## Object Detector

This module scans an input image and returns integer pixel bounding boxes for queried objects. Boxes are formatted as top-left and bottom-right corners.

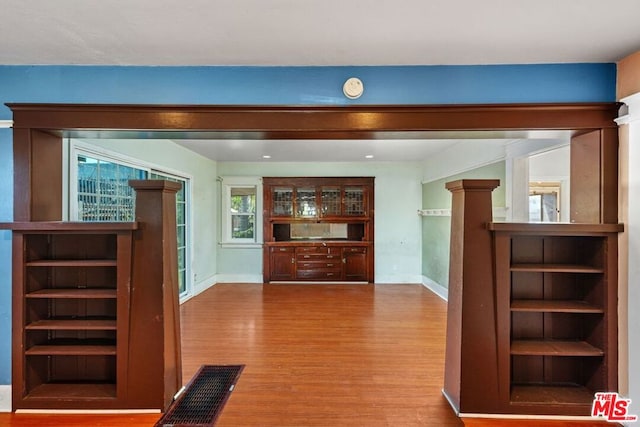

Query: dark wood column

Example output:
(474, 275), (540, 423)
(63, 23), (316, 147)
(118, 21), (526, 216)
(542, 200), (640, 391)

(570, 128), (619, 223)
(128, 180), (182, 410)
(12, 128), (62, 221)
(443, 179), (502, 414)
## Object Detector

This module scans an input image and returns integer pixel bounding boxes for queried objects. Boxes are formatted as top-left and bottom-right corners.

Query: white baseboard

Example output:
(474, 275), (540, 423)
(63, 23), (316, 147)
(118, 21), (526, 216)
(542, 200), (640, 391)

(192, 273), (218, 297)
(212, 274), (263, 284)
(0, 385), (11, 412)
(422, 276), (448, 301)
(375, 274), (424, 284)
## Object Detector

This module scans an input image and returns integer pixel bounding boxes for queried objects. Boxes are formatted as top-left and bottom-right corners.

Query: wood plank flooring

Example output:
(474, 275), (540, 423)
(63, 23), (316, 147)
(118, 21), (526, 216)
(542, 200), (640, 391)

(0, 283), (616, 426)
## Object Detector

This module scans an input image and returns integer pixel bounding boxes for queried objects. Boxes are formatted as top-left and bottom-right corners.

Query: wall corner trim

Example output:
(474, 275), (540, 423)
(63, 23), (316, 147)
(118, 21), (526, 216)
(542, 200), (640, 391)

(616, 92), (640, 125)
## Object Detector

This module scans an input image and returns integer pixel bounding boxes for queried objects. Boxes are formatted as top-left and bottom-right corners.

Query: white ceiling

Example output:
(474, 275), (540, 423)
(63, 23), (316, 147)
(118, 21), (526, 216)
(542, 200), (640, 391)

(1, 0), (639, 66)
(172, 138), (496, 162)
(4, 1), (629, 161)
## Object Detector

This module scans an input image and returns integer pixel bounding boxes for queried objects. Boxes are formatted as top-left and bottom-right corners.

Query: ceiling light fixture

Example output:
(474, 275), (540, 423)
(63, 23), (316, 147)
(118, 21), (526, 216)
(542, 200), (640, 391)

(262, 155), (271, 159)
(365, 154), (374, 159)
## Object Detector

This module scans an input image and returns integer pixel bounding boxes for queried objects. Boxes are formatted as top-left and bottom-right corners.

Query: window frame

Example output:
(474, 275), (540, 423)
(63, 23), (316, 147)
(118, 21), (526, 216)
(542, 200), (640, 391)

(221, 176), (263, 246)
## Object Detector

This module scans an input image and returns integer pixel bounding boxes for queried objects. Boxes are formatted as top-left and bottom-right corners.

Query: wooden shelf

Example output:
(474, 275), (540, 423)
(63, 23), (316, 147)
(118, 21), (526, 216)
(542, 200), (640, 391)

(511, 300), (603, 313)
(0, 221), (138, 232)
(26, 259), (117, 267)
(488, 222), (624, 234)
(26, 319), (117, 330)
(511, 340), (604, 356)
(25, 383), (117, 400)
(510, 263), (604, 273)
(26, 343), (116, 356)
(26, 288), (117, 299)
(511, 384), (595, 405)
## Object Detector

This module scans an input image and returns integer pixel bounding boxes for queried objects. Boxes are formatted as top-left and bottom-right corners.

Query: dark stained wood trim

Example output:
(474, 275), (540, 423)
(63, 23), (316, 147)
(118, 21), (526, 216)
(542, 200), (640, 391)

(7, 103), (621, 133)
(7, 102), (620, 221)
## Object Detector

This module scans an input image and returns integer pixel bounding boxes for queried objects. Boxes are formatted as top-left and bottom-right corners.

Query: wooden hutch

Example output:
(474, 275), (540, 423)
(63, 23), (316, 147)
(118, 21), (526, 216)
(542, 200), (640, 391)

(262, 177), (374, 283)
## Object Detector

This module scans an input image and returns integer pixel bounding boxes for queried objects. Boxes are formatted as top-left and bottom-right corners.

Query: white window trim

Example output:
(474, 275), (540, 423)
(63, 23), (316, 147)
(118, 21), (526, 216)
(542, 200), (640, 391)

(220, 176), (263, 247)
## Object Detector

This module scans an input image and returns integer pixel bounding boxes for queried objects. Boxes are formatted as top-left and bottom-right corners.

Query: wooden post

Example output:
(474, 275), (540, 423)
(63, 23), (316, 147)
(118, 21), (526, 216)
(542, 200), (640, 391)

(443, 179), (501, 414)
(128, 180), (182, 410)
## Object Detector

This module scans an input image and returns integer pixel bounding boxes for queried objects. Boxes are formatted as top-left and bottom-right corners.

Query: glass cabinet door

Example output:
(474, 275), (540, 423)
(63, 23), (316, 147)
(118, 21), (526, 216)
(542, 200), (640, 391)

(272, 187), (293, 216)
(295, 187), (317, 217)
(320, 186), (341, 217)
(344, 187), (366, 216)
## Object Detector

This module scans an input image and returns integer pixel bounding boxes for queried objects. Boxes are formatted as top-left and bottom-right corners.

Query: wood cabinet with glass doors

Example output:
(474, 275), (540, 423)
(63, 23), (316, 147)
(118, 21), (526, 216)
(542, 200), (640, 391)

(263, 177), (374, 283)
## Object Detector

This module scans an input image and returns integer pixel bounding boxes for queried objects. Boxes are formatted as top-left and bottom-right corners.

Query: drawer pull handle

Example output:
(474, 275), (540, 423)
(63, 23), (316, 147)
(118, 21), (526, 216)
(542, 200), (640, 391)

(327, 273), (334, 276)
(304, 255), (310, 258)
(291, 258), (295, 264)
(327, 263), (334, 267)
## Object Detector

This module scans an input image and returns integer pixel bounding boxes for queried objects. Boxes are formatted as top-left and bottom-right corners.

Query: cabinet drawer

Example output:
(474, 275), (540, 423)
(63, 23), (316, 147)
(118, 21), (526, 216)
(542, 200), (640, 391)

(270, 246), (294, 254)
(297, 260), (341, 269)
(295, 246), (329, 254)
(296, 269), (342, 280)
(343, 247), (367, 254)
(297, 253), (339, 261)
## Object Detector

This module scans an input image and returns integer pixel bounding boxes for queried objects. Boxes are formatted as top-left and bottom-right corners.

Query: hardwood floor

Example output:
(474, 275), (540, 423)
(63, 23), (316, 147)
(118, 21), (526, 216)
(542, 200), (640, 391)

(0, 283), (616, 426)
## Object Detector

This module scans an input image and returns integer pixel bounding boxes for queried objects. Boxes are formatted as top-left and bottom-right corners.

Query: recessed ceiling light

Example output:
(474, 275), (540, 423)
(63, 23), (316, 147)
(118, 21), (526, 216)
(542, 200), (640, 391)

(365, 154), (374, 159)
(262, 155), (271, 159)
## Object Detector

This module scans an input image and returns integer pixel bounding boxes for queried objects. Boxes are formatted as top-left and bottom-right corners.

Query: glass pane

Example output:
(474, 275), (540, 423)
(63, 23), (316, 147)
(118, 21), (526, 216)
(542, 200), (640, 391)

(178, 269), (186, 294)
(344, 187), (364, 215)
(76, 155), (145, 222)
(541, 193), (559, 222)
(177, 202), (186, 224)
(272, 187), (293, 215)
(232, 214), (255, 239)
(529, 194), (542, 222)
(231, 188), (255, 214)
(296, 187), (317, 217)
(176, 184), (185, 202)
(178, 247), (185, 268)
(321, 187), (341, 216)
(177, 225), (186, 248)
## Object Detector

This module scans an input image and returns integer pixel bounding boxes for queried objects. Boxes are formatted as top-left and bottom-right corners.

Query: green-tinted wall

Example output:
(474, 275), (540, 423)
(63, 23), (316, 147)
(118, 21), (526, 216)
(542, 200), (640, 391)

(421, 161), (506, 288)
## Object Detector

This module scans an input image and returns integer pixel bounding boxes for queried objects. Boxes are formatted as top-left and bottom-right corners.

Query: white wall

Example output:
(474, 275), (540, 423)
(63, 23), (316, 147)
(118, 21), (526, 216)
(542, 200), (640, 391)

(75, 139), (219, 297)
(218, 161), (424, 283)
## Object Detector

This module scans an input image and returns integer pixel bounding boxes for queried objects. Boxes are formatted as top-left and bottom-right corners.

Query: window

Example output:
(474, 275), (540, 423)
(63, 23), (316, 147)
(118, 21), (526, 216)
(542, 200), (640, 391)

(76, 155), (146, 221)
(151, 171), (189, 296)
(70, 142), (192, 298)
(231, 187), (256, 239)
(529, 183), (560, 222)
(221, 177), (262, 245)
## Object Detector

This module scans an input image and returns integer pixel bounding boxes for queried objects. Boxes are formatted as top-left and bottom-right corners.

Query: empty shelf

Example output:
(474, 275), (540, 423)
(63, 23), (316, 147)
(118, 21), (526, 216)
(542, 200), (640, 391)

(26, 288), (117, 299)
(511, 340), (604, 356)
(510, 264), (604, 273)
(26, 319), (117, 330)
(511, 300), (603, 313)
